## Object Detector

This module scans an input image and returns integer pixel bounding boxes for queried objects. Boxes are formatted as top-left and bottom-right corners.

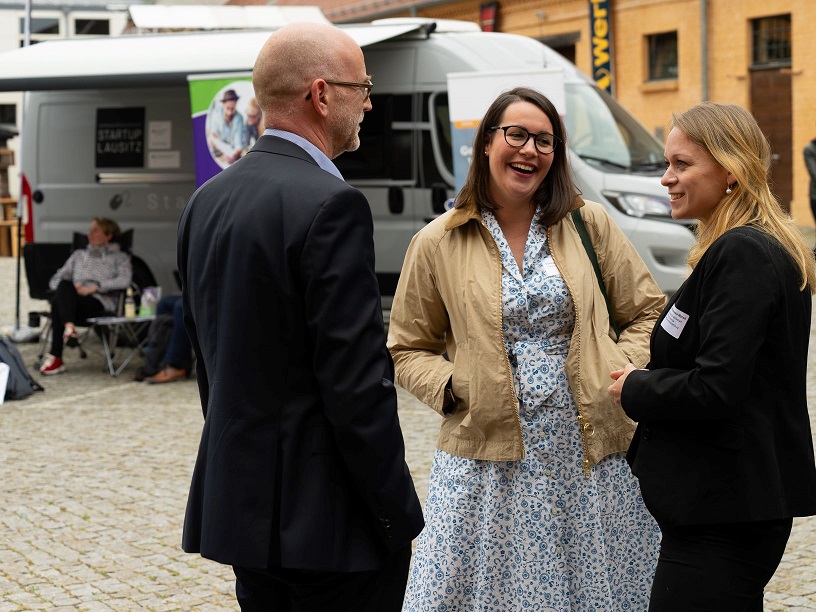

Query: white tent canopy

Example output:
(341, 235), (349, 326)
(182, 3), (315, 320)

(127, 5), (330, 32)
(0, 21), (427, 91)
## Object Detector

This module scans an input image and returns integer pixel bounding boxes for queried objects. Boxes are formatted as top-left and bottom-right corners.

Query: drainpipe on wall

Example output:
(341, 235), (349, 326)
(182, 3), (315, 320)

(700, 0), (708, 101)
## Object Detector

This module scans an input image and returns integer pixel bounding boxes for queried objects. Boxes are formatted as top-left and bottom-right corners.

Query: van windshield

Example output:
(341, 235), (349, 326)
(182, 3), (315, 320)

(431, 85), (665, 180)
(564, 83), (665, 172)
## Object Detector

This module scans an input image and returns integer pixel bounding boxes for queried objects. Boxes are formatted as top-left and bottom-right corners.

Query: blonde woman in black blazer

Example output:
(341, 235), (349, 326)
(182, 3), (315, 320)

(608, 102), (816, 611)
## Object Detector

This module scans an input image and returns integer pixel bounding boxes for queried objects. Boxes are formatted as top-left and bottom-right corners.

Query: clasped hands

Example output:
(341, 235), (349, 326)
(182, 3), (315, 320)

(74, 282), (98, 297)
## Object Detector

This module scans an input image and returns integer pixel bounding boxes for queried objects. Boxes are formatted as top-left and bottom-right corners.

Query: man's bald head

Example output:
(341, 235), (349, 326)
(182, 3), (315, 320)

(253, 23), (361, 121)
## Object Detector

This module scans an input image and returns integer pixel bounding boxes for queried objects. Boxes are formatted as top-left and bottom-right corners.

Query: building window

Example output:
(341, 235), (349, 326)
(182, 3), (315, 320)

(19, 16), (61, 46)
(540, 32), (580, 65)
(752, 14), (791, 66)
(647, 32), (678, 81)
(20, 17), (59, 35)
(0, 105), (15, 125)
(74, 19), (110, 36)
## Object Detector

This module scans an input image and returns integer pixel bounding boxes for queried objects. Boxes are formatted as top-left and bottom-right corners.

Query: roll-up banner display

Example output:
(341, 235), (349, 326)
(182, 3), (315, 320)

(188, 73), (254, 188)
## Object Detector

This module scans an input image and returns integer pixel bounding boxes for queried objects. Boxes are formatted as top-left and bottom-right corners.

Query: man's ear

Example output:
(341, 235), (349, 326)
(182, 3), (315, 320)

(307, 80), (330, 119)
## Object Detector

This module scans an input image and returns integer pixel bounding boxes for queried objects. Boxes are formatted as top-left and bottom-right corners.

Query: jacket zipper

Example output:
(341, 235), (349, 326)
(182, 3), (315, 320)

(547, 225), (593, 478)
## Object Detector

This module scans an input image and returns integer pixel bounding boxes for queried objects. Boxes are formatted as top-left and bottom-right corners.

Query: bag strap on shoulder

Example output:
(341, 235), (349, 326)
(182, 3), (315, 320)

(571, 208), (620, 341)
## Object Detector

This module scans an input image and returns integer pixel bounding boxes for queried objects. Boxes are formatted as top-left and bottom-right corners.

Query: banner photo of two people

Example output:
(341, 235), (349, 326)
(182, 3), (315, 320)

(188, 75), (261, 187)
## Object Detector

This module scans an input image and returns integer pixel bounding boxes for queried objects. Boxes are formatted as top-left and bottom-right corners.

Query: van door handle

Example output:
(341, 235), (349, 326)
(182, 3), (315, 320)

(431, 183), (448, 214)
(388, 186), (404, 214)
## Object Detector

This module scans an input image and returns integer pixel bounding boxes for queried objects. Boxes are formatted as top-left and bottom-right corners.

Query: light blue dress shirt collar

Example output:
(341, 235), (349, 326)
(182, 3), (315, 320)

(263, 128), (344, 181)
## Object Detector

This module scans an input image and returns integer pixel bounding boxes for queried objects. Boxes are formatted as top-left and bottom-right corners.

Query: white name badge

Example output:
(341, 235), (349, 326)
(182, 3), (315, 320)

(542, 256), (559, 278)
(661, 304), (689, 339)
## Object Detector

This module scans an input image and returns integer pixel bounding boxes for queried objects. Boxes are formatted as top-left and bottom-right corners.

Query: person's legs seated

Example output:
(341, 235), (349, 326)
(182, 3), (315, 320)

(155, 294), (178, 318)
(41, 280), (108, 375)
(41, 280), (75, 374)
(146, 295), (191, 384)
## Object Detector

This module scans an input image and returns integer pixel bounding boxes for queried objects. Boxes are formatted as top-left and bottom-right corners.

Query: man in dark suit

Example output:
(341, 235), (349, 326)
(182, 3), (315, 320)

(178, 22), (424, 610)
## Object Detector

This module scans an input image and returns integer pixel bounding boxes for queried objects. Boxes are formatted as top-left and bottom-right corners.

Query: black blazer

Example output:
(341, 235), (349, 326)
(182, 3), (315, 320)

(622, 226), (816, 526)
(178, 136), (424, 571)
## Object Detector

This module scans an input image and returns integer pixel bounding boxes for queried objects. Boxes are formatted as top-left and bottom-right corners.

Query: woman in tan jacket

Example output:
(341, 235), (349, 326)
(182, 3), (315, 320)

(388, 87), (666, 610)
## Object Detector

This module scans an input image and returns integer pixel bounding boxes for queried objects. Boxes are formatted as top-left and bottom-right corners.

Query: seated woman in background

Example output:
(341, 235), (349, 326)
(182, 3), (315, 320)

(39, 217), (132, 375)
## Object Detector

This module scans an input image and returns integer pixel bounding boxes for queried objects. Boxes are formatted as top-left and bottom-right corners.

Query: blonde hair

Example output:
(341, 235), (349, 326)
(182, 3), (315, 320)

(672, 102), (815, 293)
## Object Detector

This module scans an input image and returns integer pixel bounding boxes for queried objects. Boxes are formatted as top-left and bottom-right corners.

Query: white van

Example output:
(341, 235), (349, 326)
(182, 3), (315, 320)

(0, 19), (693, 297)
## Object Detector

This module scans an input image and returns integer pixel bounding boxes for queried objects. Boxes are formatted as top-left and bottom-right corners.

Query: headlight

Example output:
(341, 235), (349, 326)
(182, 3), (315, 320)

(603, 191), (672, 218)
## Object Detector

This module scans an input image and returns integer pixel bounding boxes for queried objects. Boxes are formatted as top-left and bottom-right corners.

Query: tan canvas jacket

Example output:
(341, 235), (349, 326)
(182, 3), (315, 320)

(387, 198), (667, 468)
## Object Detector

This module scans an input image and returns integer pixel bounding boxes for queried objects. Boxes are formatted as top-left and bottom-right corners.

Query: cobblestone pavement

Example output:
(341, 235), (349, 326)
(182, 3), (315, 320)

(0, 256), (814, 610)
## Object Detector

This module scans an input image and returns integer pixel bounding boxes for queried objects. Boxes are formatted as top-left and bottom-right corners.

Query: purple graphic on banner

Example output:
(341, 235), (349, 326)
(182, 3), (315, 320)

(192, 114), (222, 187)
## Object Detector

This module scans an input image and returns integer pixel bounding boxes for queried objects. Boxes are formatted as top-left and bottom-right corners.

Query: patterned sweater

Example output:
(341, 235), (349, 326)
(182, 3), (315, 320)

(48, 243), (133, 313)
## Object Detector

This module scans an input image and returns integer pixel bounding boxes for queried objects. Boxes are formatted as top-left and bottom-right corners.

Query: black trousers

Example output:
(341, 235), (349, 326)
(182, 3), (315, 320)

(233, 546), (412, 612)
(649, 517), (793, 611)
(50, 280), (106, 357)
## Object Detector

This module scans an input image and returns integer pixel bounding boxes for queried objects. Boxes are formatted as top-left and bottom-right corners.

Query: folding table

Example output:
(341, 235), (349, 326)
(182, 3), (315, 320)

(85, 314), (154, 377)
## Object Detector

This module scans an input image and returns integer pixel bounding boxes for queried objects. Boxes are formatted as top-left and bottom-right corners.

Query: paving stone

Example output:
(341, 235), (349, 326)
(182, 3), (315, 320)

(0, 254), (815, 610)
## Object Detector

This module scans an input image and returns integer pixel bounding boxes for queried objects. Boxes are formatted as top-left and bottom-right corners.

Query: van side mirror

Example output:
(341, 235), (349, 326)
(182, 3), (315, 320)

(431, 183), (448, 214)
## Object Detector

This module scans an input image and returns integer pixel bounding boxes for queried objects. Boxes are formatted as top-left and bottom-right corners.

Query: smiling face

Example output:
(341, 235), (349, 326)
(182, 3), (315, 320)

(485, 101), (555, 208)
(662, 126), (733, 223)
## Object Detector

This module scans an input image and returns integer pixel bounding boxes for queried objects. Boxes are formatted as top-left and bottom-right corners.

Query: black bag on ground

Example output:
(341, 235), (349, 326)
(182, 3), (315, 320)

(133, 314), (174, 381)
(0, 335), (44, 401)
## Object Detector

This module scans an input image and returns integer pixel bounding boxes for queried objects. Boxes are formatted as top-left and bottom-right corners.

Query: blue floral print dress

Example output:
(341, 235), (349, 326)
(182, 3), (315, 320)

(402, 208), (660, 611)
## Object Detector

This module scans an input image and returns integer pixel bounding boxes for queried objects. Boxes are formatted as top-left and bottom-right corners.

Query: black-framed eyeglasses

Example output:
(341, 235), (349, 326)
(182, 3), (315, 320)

(489, 125), (560, 154)
(305, 79), (373, 101)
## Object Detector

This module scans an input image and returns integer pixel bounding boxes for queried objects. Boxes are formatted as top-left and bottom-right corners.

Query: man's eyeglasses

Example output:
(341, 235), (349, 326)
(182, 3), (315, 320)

(488, 125), (560, 155)
(305, 79), (373, 101)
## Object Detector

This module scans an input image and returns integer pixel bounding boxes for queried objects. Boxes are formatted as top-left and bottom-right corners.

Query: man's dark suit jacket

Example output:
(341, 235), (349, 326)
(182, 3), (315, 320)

(178, 135), (424, 571)
(622, 226), (816, 526)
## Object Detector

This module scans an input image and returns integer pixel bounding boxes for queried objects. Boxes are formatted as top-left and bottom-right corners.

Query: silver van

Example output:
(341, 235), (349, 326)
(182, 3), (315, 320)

(0, 18), (692, 297)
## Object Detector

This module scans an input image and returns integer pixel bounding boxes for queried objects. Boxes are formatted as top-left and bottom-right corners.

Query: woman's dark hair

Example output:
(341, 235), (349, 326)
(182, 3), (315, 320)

(92, 217), (121, 239)
(455, 87), (577, 226)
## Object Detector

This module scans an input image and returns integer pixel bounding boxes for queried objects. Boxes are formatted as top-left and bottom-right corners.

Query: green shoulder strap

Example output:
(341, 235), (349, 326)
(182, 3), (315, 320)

(570, 208), (621, 341)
